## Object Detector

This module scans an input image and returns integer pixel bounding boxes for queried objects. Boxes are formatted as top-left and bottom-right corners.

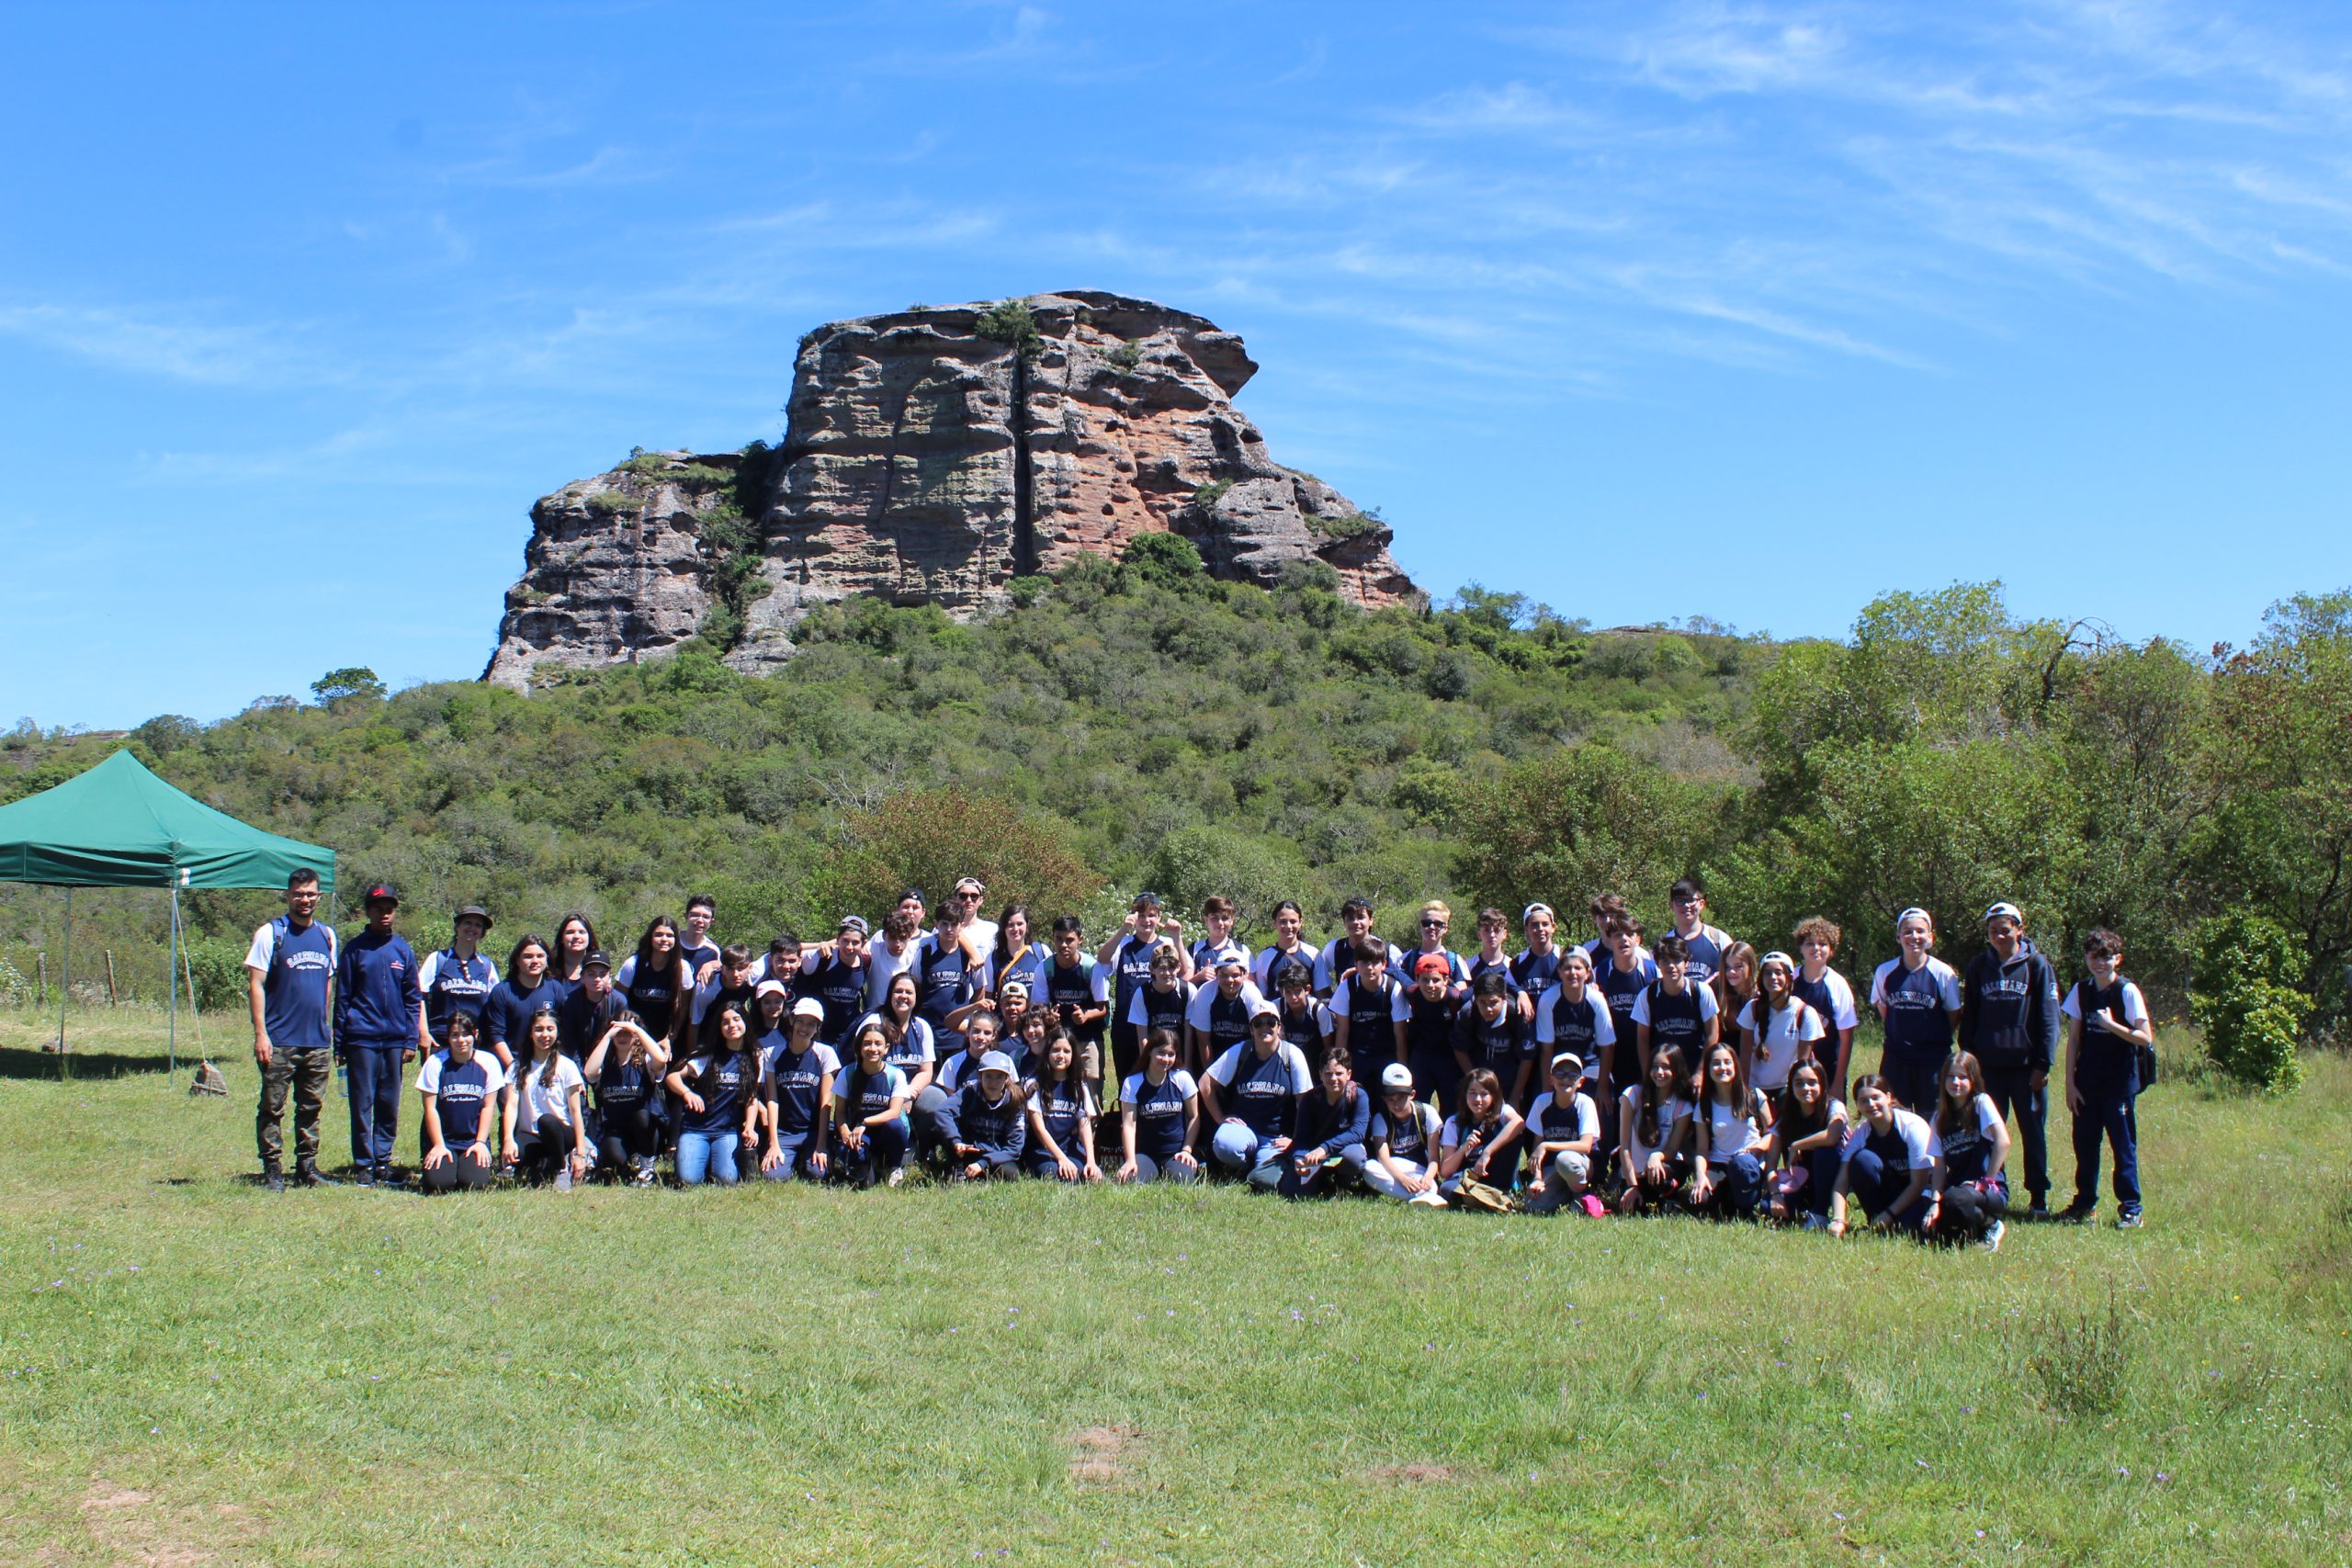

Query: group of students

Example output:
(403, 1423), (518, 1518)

(246, 870), (2156, 1243)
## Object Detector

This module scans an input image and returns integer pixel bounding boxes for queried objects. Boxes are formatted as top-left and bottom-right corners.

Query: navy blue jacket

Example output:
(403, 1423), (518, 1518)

(1959, 942), (2062, 1072)
(938, 1083), (1027, 1168)
(1292, 1086), (1370, 1157)
(334, 929), (420, 1047)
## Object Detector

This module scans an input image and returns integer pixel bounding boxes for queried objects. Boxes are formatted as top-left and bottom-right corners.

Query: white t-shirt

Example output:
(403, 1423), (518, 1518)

(1204, 1042), (1314, 1095)
(853, 1010), (936, 1066)
(416, 949), (499, 995)
(1618, 1086), (1691, 1162)
(865, 939), (923, 1008)
(1841, 1107), (1943, 1169)
(1184, 980), (1271, 1032)
(1799, 966), (1860, 1031)
(1738, 998), (1826, 1091)
(1525, 1089), (1600, 1144)
(1869, 957), (1964, 1013)
(2059, 980), (2149, 1028)
(1439, 1109), (1521, 1156)
(1698, 1089), (1771, 1162)
(513, 1055), (585, 1131)
(415, 1050), (509, 1099)
(1629, 982), (1723, 1029)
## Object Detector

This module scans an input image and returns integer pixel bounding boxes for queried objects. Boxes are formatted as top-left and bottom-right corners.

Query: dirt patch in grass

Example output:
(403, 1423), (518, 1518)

(78, 1481), (217, 1567)
(1363, 1461), (1460, 1484)
(1066, 1425), (1142, 1485)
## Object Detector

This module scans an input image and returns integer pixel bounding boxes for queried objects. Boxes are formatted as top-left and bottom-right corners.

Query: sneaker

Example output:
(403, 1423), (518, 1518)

(632, 1158), (657, 1188)
(374, 1166), (404, 1190)
(2056, 1203), (2096, 1225)
(2027, 1201), (2051, 1221)
(2115, 1211), (2143, 1229)
(1978, 1219), (2005, 1253)
(353, 1167), (375, 1189)
(555, 1167), (572, 1193)
(1578, 1193), (1608, 1219)
(1801, 1213), (1829, 1231)
(886, 1167), (905, 1189)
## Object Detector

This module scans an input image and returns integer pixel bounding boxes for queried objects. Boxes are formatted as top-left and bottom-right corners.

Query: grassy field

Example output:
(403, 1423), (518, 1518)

(2, 1006), (2347, 1566)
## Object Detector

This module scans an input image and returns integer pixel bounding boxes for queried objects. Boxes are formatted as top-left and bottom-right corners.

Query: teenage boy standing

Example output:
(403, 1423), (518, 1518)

(1959, 900), (2062, 1218)
(335, 883), (424, 1187)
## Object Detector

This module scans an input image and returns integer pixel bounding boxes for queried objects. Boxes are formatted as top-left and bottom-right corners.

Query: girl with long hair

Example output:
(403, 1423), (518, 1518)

(664, 1000), (761, 1186)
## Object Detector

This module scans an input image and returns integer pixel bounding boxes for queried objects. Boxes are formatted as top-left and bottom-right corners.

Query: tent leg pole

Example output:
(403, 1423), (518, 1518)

(168, 886), (180, 1075)
(59, 887), (71, 1057)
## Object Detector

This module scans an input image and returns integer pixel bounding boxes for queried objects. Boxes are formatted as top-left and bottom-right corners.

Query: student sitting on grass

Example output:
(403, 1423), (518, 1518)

(1765, 1059), (1846, 1226)
(1363, 1064), (1447, 1207)
(756, 997), (837, 1183)
(665, 1000), (760, 1186)
(1278, 1047), (1372, 1199)
(1023, 1028), (1102, 1183)
(417, 1012), (503, 1194)
(582, 1008), (669, 1185)
(1118, 1027), (1202, 1184)
(1522, 1051), (1603, 1216)
(939, 1049), (1026, 1181)
(1928, 1050), (2010, 1250)
(1829, 1074), (1943, 1238)
(832, 1021), (912, 1189)
(507, 1004), (590, 1190)
(1615, 1045), (1693, 1214)
(2060, 928), (2154, 1230)
(1690, 1040), (1774, 1219)
(1203, 1002), (1312, 1190)
(1438, 1067), (1525, 1198)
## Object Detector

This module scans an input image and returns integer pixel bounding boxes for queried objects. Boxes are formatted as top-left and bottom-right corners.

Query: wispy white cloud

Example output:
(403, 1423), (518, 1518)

(0, 301), (334, 387)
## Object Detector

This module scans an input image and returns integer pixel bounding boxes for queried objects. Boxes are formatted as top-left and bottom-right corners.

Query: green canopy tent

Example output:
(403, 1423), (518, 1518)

(0, 750), (336, 1068)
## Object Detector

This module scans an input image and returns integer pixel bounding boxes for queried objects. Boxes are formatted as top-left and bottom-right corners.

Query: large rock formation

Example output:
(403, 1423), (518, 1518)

(485, 291), (1420, 687)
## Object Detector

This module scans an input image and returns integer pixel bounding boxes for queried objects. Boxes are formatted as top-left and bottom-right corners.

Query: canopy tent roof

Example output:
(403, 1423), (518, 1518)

(0, 750), (335, 891)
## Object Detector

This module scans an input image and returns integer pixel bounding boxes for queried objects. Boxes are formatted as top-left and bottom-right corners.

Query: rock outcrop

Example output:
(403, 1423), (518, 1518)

(485, 291), (1420, 687)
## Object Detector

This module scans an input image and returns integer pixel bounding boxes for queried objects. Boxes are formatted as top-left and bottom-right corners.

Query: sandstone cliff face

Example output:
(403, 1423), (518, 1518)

(486, 291), (1420, 688)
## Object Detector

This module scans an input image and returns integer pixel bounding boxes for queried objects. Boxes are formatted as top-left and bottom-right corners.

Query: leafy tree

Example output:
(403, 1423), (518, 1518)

(311, 667), (386, 705)
(817, 786), (1102, 928)
(2189, 910), (2311, 1091)
(1124, 532), (1207, 592)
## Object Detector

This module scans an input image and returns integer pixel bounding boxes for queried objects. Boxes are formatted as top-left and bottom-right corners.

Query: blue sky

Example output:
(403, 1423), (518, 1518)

(5, 1), (2350, 727)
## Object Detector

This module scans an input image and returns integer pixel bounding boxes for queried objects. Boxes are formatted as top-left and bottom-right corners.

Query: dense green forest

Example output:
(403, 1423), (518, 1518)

(4, 539), (2346, 1043)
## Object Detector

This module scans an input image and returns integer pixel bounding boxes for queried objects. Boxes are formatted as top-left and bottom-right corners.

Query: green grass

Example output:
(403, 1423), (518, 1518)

(3, 1008), (2348, 1565)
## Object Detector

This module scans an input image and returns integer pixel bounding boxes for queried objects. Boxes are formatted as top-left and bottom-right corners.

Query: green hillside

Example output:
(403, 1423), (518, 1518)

(3, 542), (2346, 1036)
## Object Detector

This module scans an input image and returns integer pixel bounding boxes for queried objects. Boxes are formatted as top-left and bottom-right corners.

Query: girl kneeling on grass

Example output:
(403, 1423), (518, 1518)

(665, 1000), (760, 1186)
(832, 1021), (912, 1189)
(1118, 1027), (1202, 1184)
(1690, 1040), (1774, 1219)
(1929, 1050), (2010, 1250)
(1438, 1067), (1525, 1199)
(507, 1004), (591, 1190)
(418, 1012), (503, 1194)
(582, 1009), (668, 1185)
(1023, 1028), (1102, 1182)
(1615, 1045), (1693, 1214)
(1829, 1074), (1943, 1238)
(1765, 1059), (1846, 1225)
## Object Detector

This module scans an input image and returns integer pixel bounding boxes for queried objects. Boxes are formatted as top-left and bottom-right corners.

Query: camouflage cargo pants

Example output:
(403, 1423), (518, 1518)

(256, 1048), (333, 1166)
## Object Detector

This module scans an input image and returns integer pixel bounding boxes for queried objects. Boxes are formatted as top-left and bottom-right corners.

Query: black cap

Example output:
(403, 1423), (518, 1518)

(453, 904), (492, 931)
(898, 886), (925, 905)
(364, 883), (399, 907)
(582, 949), (613, 972)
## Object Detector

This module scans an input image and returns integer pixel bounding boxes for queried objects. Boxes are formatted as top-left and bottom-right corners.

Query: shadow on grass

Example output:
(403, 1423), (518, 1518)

(0, 1046), (178, 1080)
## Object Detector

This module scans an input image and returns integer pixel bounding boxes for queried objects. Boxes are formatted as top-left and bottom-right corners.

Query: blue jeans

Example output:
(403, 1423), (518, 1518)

(2071, 1089), (2141, 1214)
(838, 1122), (909, 1187)
(762, 1130), (823, 1181)
(676, 1130), (741, 1186)
(1845, 1147), (1931, 1231)
(1702, 1151), (1766, 1217)
(1211, 1122), (1288, 1190)
(343, 1042), (405, 1170)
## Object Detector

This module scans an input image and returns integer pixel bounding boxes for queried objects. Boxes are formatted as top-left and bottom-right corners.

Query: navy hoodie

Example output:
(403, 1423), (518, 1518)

(1958, 942), (2062, 1072)
(1292, 1085), (1371, 1158)
(938, 1082), (1027, 1168)
(334, 928), (420, 1047)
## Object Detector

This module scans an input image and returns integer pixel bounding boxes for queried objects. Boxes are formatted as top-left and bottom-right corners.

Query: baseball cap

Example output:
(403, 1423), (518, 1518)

(978, 1050), (1016, 1076)
(753, 979), (789, 999)
(792, 996), (825, 1020)
(1522, 902), (1555, 920)
(1249, 998), (1281, 1021)
(1132, 889), (1163, 909)
(1379, 1063), (1414, 1091)
(898, 887), (925, 905)
(582, 949), (612, 972)
(1984, 901), (2024, 924)
(452, 903), (492, 930)
(1413, 953), (1451, 977)
(363, 882), (399, 907)
(1550, 1051), (1585, 1077)
(837, 914), (870, 936)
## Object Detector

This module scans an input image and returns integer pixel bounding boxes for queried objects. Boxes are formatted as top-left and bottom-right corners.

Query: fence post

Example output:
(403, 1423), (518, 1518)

(105, 950), (119, 1007)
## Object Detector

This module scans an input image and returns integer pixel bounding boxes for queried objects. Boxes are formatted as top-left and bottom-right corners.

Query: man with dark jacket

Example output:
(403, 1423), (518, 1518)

(334, 883), (423, 1187)
(1959, 900), (2062, 1218)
